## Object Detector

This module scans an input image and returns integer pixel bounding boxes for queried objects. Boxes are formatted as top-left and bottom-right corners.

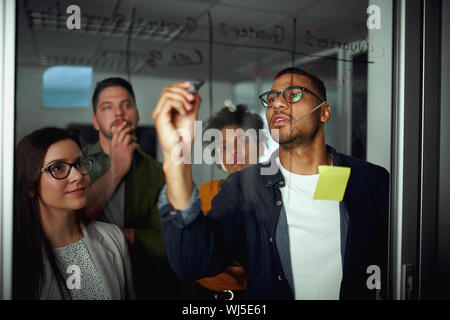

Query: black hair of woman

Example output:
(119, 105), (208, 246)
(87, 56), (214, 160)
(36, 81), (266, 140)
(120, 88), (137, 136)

(13, 127), (90, 299)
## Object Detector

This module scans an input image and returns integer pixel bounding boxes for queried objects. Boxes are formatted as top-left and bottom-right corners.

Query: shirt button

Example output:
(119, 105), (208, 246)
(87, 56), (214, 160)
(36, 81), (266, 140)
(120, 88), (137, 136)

(278, 275), (283, 281)
(269, 237), (273, 243)
(170, 210), (177, 215)
(276, 200), (282, 206)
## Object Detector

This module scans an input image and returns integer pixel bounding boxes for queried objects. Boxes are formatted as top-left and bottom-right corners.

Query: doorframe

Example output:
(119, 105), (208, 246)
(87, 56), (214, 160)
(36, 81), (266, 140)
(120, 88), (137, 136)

(390, 0), (442, 300)
(0, 0), (16, 300)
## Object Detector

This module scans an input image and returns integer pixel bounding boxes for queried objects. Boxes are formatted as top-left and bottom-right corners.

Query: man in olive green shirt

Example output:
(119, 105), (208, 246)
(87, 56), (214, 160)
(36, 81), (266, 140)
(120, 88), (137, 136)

(85, 77), (182, 299)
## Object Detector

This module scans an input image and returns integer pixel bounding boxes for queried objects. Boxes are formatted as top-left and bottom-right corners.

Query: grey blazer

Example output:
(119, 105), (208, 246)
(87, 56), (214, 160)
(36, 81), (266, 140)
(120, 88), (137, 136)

(39, 220), (135, 300)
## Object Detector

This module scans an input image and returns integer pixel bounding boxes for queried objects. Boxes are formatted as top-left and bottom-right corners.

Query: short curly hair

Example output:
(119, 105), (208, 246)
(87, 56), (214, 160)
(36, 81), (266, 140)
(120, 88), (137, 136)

(202, 104), (267, 169)
(203, 104), (266, 146)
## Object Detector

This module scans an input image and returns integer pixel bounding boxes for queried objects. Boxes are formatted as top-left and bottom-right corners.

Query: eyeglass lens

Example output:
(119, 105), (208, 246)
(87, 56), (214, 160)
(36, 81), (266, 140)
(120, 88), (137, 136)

(48, 158), (91, 179)
(264, 87), (303, 107)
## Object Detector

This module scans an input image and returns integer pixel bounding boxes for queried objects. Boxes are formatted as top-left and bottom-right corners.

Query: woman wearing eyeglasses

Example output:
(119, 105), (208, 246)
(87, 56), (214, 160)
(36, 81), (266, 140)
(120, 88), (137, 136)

(13, 127), (135, 300)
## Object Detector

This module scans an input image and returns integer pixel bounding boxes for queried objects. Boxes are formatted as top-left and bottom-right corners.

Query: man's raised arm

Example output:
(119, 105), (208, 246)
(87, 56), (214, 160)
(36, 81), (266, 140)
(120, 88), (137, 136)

(152, 81), (201, 210)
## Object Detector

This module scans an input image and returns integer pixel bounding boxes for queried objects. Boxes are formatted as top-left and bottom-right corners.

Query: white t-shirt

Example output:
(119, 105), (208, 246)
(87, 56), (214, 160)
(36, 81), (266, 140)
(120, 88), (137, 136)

(276, 157), (342, 300)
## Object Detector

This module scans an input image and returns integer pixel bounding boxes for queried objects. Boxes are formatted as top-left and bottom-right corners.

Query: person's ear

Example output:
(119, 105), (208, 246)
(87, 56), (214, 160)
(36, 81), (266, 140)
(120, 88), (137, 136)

(135, 107), (140, 126)
(92, 114), (100, 131)
(320, 103), (331, 123)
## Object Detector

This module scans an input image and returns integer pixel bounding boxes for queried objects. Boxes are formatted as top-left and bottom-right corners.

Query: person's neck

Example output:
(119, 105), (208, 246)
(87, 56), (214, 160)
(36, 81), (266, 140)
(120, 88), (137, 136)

(40, 205), (83, 249)
(98, 133), (112, 156)
(278, 133), (331, 175)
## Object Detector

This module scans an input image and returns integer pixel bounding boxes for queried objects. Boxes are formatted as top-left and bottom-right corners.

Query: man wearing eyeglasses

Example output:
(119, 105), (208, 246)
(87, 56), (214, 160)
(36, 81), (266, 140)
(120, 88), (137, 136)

(153, 67), (389, 300)
(83, 77), (184, 299)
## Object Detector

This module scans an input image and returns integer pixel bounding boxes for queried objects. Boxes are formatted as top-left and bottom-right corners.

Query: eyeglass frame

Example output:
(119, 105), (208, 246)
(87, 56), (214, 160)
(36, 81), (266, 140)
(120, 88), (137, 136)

(40, 157), (93, 180)
(258, 85), (325, 108)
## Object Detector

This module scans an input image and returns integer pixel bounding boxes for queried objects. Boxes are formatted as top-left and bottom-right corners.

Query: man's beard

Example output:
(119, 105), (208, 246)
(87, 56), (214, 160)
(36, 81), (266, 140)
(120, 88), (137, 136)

(271, 120), (320, 147)
(98, 119), (132, 140)
(98, 123), (113, 140)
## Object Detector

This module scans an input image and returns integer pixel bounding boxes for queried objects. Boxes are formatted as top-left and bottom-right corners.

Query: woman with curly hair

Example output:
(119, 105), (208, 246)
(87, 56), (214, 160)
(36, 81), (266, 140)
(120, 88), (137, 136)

(194, 104), (266, 300)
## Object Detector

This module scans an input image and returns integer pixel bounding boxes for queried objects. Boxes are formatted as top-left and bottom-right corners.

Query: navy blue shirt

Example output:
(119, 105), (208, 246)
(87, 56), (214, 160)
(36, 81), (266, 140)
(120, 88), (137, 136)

(157, 146), (389, 300)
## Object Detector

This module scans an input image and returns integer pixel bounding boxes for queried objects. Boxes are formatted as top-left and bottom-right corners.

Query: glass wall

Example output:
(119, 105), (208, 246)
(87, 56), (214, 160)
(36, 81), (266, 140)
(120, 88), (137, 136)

(15, 0), (393, 183)
(12, 0), (395, 299)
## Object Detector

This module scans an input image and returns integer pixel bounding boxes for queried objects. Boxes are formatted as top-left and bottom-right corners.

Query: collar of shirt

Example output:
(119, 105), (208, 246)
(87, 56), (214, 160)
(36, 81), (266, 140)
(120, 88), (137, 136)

(261, 144), (341, 188)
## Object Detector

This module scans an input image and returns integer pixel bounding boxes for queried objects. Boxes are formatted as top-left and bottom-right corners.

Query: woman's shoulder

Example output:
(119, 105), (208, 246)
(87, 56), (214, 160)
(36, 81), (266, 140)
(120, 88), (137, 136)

(84, 220), (124, 245)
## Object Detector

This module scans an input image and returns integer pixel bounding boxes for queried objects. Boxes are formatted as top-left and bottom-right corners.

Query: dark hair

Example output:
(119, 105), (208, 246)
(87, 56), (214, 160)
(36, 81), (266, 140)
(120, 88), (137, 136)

(91, 77), (136, 114)
(203, 104), (266, 168)
(275, 67), (327, 102)
(203, 104), (266, 144)
(13, 127), (90, 300)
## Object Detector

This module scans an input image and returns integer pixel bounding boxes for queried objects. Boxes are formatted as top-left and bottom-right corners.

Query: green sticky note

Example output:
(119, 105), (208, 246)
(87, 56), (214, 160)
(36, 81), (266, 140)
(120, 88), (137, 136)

(313, 165), (351, 201)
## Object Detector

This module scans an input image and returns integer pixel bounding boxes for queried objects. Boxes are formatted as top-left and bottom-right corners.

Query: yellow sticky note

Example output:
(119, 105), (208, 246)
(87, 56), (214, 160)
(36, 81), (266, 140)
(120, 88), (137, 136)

(313, 165), (351, 201)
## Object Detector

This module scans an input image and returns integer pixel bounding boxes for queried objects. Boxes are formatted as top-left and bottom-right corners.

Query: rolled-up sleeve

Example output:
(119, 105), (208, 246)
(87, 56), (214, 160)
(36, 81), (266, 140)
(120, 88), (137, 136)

(156, 175), (245, 282)
(157, 184), (202, 228)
